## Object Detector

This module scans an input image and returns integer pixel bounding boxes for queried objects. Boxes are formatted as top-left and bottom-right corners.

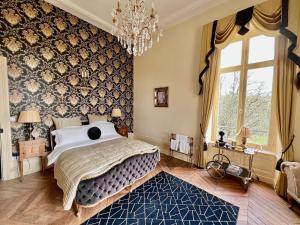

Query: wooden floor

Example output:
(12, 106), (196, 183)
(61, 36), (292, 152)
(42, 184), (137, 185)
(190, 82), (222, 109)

(0, 154), (300, 225)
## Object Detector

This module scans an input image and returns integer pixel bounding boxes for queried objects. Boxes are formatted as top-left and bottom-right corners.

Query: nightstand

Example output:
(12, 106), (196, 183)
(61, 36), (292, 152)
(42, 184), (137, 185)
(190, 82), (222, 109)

(117, 125), (129, 137)
(18, 138), (46, 181)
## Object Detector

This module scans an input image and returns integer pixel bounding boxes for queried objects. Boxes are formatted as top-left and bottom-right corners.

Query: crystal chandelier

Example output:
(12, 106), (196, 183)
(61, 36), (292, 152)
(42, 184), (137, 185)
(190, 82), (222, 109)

(111, 0), (163, 56)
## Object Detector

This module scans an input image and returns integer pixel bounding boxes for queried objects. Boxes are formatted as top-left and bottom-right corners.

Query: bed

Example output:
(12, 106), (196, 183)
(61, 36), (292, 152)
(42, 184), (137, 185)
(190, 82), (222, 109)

(47, 120), (160, 216)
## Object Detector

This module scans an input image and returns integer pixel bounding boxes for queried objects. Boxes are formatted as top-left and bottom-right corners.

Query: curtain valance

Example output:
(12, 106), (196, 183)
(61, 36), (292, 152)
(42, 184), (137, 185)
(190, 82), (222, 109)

(198, 0), (300, 94)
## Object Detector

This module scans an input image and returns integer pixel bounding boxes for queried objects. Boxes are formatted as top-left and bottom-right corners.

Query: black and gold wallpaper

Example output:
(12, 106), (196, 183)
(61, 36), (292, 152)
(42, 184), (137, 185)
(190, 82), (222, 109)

(0, 0), (133, 146)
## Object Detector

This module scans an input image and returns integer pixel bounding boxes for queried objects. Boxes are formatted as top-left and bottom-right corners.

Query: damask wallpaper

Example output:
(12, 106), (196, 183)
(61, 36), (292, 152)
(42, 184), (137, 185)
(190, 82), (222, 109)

(0, 0), (133, 147)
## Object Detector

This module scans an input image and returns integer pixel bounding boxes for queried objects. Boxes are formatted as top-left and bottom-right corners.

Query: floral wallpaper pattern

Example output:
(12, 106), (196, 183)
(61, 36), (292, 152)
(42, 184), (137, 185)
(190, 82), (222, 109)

(0, 0), (133, 147)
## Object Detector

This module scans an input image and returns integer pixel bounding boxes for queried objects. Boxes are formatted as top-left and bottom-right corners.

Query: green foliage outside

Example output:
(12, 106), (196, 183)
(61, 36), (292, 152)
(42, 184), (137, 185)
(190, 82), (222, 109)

(217, 71), (272, 145)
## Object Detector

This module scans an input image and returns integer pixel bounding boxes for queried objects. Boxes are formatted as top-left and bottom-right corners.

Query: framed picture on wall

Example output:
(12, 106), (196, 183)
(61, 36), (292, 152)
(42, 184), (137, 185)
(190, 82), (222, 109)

(154, 87), (168, 107)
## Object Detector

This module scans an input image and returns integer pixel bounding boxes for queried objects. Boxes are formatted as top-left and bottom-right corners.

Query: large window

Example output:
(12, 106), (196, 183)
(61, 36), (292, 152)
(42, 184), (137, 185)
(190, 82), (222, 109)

(212, 34), (277, 150)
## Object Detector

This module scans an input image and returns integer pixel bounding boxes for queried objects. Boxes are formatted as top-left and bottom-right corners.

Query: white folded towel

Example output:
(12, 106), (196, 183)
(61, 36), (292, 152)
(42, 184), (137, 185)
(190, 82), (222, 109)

(178, 135), (190, 154)
(170, 134), (190, 154)
(170, 139), (179, 150)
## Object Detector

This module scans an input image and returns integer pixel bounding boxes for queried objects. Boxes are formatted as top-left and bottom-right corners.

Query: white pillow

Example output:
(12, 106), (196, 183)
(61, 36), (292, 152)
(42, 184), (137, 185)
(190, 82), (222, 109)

(51, 130), (61, 146)
(51, 125), (83, 142)
(53, 125), (90, 147)
(90, 121), (118, 137)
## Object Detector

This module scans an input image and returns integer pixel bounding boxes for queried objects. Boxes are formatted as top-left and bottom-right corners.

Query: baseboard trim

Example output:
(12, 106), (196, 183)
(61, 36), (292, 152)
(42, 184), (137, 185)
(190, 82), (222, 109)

(135, 133), (198, 163)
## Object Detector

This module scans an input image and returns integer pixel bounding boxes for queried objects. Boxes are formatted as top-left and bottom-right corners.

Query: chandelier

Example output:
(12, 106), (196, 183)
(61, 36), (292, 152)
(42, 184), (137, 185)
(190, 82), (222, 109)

(111, 0), (163, 56)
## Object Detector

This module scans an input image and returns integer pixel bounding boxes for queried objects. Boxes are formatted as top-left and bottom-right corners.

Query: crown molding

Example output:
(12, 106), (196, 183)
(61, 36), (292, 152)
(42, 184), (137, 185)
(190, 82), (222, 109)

(45, 0), (113, 33)
(44, 0), (229, 33)
(160, 0), (228, 29)
(45, 0), (267, 34)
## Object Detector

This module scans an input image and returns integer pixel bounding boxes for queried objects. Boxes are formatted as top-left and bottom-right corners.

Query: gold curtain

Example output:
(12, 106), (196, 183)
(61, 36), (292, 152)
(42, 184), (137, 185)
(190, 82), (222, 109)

(215, 0), (281, 48)
(199, 23), (214, 76)
(288, 0), (300, 56)
(252, 0), (281, 32)
(197, 49), (220, 167)
(198, 0), (300, 80)
(198, 0), (283, 77)
(274, 36), (296, 197)
(215, 15), (238, 48)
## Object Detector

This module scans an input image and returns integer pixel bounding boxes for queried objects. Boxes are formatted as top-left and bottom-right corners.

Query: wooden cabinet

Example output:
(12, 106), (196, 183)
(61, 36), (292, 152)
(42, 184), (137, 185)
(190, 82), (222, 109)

(117, 126), (129, 137)
(18, 139), (46, 181)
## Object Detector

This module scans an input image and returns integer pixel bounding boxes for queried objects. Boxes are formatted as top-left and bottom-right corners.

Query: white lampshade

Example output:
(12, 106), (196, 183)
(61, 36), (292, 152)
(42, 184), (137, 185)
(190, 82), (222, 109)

(237, 127), (251, 138)
(111, 108), (122, 118)
(18, 110), (41, 123)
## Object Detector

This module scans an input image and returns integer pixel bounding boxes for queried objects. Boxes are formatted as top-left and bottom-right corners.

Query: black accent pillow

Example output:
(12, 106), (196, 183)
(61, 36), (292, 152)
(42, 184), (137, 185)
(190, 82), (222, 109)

(87, 127), (101, 140)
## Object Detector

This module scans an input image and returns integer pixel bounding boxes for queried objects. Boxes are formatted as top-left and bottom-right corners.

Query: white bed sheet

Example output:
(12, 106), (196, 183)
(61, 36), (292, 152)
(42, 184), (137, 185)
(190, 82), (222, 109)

(47, 134), (122, 166)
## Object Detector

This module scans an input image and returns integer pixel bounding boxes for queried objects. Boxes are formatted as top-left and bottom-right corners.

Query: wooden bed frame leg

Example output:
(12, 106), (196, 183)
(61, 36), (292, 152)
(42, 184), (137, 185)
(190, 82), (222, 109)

(125, 185), (132, 193)
(73, 201), (82, 217)
(287, 194), (294, 210)
(126, 184), (133, 193)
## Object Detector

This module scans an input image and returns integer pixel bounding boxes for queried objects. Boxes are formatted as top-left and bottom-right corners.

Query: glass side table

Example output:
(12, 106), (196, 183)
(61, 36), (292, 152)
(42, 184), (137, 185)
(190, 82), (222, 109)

(206, 145), (259, 191)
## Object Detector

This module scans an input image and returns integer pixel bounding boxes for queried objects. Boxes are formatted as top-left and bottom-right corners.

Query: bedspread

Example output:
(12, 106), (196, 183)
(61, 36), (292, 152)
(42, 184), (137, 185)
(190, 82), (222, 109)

(54, 138), (159, 210)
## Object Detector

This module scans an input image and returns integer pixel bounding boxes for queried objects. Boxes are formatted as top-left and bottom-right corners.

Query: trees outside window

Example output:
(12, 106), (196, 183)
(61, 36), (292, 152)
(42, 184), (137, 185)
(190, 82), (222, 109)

(212, 34), (277, 150)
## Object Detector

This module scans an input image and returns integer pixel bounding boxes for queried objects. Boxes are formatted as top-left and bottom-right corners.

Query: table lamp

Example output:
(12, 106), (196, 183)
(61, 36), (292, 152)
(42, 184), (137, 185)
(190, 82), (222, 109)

(237, 127), (251, 149)
(111, 108), (121, 127)
(112, 108), (122, 118)
(18, 110), (41, 140)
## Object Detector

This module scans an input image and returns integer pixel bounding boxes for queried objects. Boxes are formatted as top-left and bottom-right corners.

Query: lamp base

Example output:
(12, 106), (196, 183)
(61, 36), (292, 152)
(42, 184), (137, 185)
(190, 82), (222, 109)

(28, 123), (33, 141)
(111, 118), (118, 130)
(241, 137), (247, 149)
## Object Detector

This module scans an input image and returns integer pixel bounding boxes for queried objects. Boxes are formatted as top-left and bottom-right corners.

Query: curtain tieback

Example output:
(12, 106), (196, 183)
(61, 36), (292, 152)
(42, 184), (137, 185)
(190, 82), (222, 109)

(275, 135), (295, 171)
(200, 124), (208, 151)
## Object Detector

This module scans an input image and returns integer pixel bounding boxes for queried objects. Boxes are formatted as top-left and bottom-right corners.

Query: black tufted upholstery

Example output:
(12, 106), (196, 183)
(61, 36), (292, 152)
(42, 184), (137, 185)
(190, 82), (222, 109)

(75, 151), (160, 206)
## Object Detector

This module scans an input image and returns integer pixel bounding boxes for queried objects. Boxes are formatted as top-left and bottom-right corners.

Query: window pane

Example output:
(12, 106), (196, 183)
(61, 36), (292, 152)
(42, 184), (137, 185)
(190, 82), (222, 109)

(248, 35), (275, 64)
(217, 71), (240, 141)
(220, 41), (242, 68)
(245, 67), (274, 145)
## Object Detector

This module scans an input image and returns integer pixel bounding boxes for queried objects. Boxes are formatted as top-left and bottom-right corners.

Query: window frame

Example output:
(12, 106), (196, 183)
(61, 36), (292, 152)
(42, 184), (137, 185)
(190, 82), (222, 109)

(211, 31), (278, 151)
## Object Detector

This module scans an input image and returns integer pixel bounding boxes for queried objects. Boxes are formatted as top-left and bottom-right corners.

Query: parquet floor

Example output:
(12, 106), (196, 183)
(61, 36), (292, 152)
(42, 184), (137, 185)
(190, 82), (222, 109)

(0, 154), (300, 225)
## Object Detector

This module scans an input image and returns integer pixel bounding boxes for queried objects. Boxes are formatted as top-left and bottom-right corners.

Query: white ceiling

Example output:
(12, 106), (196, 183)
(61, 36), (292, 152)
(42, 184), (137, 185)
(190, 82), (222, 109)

(46, 0), (229, 33)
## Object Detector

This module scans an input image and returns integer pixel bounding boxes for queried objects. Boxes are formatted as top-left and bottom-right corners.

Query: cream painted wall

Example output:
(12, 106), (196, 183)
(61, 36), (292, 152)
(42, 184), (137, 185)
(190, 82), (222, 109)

(134, 0), (269, 152)
(134, 12), (203, 161)
(133, 0), (282, 184)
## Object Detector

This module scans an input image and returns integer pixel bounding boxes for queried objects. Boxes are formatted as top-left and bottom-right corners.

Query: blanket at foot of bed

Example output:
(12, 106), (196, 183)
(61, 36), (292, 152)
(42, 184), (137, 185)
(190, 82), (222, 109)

(54, 138), (159, 210)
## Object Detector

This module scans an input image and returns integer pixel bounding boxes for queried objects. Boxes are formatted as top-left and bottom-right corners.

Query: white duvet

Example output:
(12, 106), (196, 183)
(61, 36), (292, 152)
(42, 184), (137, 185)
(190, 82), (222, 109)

(47, 134), (122, 166)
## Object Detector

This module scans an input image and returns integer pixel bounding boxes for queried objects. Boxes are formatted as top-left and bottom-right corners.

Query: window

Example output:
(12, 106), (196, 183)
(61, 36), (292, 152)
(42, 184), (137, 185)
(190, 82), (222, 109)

(217, 71), (240, 140)
(212, 34), (277, 150)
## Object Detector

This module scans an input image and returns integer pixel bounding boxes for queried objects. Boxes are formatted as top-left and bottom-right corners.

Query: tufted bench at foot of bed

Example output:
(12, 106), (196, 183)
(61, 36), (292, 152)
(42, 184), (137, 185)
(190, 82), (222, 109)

(75, 151), (160, 207)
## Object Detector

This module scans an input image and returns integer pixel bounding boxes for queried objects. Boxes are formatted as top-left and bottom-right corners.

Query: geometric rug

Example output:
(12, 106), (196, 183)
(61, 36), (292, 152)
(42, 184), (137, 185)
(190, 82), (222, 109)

(82, 171), (239, 225)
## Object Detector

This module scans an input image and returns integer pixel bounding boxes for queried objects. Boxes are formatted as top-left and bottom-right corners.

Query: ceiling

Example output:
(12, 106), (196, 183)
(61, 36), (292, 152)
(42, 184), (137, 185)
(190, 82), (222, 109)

(45, 0), (229, 33)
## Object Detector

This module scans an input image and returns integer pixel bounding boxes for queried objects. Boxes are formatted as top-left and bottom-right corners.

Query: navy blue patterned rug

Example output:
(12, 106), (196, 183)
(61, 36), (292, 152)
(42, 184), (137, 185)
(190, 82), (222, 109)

(82, 171), (239, 225)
